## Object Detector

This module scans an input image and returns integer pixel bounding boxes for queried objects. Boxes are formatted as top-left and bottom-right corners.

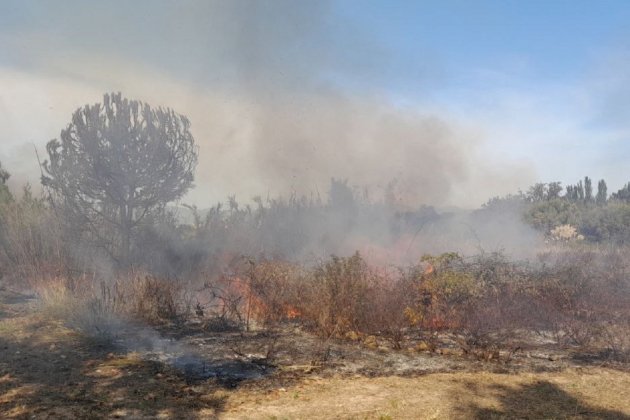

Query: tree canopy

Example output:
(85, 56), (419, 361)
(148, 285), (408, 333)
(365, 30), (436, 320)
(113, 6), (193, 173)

(43, 92), (198, 264)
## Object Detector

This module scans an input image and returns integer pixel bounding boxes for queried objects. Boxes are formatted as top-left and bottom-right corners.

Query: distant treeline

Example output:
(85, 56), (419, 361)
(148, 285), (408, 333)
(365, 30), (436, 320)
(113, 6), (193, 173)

(484, 177), (630, 243)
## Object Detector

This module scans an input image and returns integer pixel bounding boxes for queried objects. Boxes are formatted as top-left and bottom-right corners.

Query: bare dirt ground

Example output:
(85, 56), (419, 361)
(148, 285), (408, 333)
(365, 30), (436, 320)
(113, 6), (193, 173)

(1, 286), (629, 419)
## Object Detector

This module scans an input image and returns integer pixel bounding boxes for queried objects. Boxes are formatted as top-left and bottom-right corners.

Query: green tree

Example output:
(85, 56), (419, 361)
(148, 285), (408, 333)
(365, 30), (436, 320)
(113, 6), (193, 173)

(584, 176), (593, 202)
(42, 92), (198, 265)
(527, 183), (546, 202)
(525, 198), (580, 232)
(612, 183), (630, 202)
(566, 180), (585, 202)
(582, 201), (630, 242)
(576, 180), (584, 201)
(596, 179), (607, 205)
(547, 182), (563, 199)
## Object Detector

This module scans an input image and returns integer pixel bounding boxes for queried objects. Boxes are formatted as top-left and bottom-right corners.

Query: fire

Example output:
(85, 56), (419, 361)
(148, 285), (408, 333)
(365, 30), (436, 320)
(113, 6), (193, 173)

(285, 306), (301, 319)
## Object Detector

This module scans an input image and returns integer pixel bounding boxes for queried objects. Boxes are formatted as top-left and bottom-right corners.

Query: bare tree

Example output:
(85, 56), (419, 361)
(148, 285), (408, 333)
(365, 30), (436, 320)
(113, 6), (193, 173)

(43, 92), (198, 265)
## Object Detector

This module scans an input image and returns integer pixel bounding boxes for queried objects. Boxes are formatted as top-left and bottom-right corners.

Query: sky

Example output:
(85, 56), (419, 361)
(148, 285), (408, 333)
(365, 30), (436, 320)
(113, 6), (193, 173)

(0, 0), (629, 208)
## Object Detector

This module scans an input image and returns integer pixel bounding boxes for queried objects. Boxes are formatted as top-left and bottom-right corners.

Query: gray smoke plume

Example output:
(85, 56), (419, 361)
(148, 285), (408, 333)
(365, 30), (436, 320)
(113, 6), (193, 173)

(0, 0), (535, 209)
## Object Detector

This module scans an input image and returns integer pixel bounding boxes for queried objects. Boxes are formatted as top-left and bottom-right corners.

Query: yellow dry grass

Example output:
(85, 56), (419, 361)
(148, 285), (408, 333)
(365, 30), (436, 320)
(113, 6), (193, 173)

(222, 369), (630, 419)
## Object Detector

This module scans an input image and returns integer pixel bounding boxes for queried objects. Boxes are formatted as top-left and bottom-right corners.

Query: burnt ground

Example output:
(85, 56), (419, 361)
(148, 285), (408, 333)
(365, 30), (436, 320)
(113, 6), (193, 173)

(146, 314), (628, 386)
(1, 285), (629, 419)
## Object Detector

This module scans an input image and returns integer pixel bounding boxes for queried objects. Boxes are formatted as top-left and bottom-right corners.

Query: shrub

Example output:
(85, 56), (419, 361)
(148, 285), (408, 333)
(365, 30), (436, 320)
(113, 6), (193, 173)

(38, 276), (122, 346)
(0, 186), (66, 283)
(244, 259), (304, 326)
(299, 252), (377, 337)
(527, 248), (630, 353)
(455, 253), (529, 358)
(363, 270), (416, 349)
(405, 253), (478, 332)
(549, 224), (583, 241)
(127, 274), (183, 323)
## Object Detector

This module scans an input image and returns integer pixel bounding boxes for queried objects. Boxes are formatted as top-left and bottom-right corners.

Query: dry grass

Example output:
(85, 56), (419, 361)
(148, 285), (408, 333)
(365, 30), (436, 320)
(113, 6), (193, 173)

(0, 289), (225, 419)
(34, 271), (189, 348)
(36, 276), (123, 345)
(223, 369), (630, 419)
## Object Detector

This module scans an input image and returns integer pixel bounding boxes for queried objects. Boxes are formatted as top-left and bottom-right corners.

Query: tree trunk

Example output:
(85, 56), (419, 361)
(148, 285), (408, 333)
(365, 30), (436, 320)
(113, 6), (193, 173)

(120, 204), (132, 267)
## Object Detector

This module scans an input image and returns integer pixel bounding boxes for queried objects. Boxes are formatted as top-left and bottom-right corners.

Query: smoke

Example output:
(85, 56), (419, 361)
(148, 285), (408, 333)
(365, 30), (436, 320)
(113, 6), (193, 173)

(192, 91), (483, 207)
(0, 0), (536, 209)
(0, 0), (545, 279)
(0, 1), (547, 275)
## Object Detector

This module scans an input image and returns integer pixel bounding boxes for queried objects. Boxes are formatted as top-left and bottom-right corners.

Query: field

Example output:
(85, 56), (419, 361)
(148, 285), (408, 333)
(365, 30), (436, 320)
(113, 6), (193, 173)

(1, 285), (628, 420)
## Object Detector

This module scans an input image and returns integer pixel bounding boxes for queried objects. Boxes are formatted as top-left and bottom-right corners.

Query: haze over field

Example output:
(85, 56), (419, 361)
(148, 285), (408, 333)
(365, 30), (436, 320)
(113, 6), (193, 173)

(2, 0), (629, 208)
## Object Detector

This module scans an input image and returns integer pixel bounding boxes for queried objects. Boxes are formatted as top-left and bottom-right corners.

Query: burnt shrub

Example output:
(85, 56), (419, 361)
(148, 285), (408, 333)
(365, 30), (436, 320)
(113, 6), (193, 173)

(405, 252), (533, 358)
(93, 271), (188, 326)
(528, 248), (630, 357)
(129, 274), (183, 323)
(191, 270), (248, 330)
(243, 258), (304, 326)
(456, 253), (531, 358)
(362, 270), (417, 349)
(239, 254), (416, 347)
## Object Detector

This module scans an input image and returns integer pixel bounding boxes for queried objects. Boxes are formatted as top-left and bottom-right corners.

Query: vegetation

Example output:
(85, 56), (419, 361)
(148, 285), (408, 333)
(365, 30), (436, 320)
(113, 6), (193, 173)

(42, 92), (198, 265)
(485, 176), (630, 244)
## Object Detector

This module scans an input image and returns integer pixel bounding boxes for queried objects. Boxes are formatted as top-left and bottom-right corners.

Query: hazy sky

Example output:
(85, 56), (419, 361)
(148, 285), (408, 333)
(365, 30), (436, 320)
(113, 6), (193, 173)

(1, 0), (629, 207)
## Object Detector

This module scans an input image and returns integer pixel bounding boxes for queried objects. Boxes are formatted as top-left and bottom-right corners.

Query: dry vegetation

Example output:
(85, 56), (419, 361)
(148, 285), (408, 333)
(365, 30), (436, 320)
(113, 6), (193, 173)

(1, 243), (629, 418)
(1, 288), (629, 419)
(0, 169), (629, 418)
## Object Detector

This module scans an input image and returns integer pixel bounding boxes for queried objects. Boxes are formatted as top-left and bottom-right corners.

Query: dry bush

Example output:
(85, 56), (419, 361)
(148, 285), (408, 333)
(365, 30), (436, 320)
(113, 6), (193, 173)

(456, 253), (531, 358)
(405, 253), (531, 358)
(193, 271), (249, 330)
(404, 253), (478, 341)
(449, 249), (630, 360)
(456, 287), (528, 360)
(298, 252), (378, 337)
(177, 253), (419, 348)
(98, 272), (188, 325)
(529, 250), (599, 346)
(528, 249), (629, 351)
(129, 275), (182, 323)
(38, 275), (122, 345)
(232, 254), (416, 348)
(0, 187), (67, 284)
(243, 259), (304, 326)
(360, 270), (416, 349)
(400, 249), (627, 360)
(38, 270), (190, 347)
